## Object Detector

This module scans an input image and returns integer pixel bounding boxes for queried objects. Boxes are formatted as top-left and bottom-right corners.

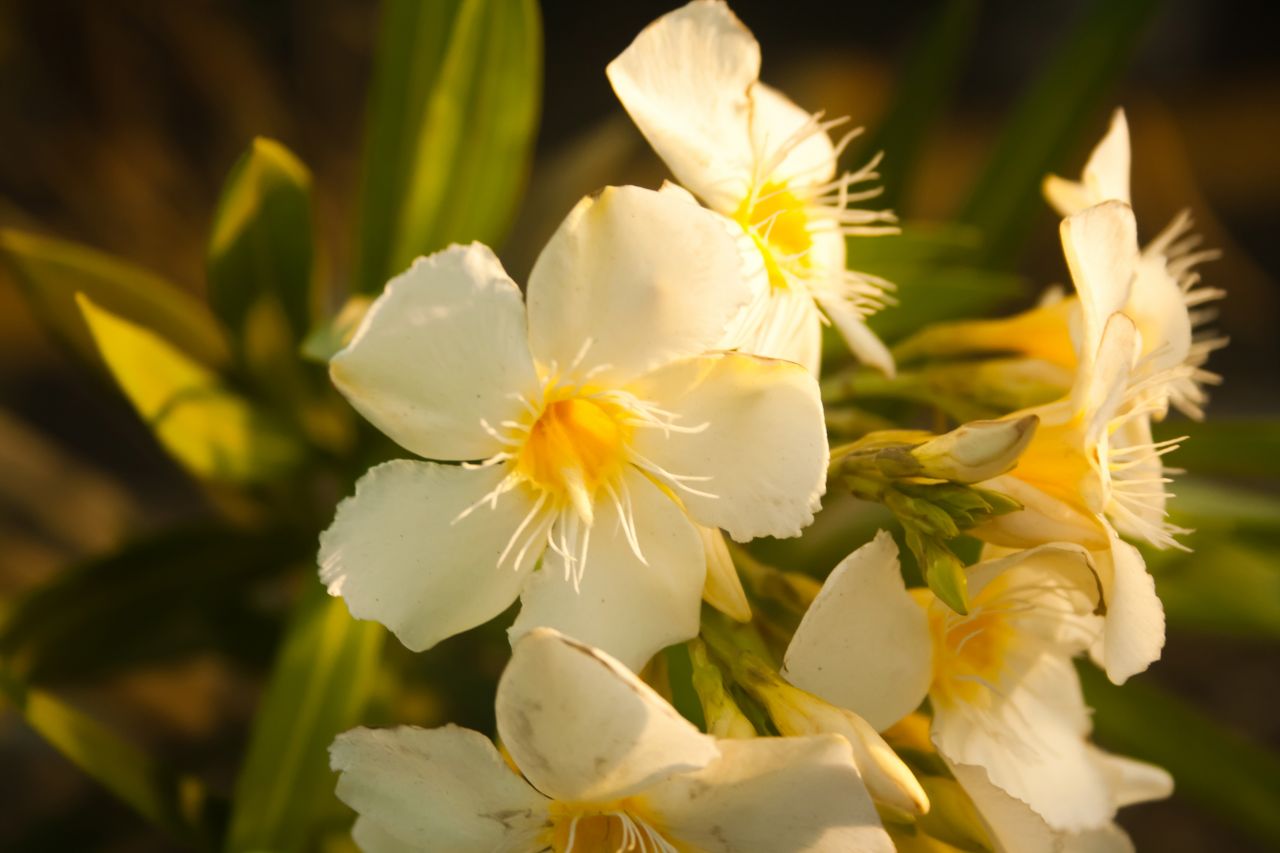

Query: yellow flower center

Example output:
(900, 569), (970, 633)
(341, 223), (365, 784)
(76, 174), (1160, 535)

(917, 586), (1016, 710)
(737, 181), (813, 291)
(546, 800), (681, 852)
(1008, 417), (1098, 513)
(517, 396), (632, 499)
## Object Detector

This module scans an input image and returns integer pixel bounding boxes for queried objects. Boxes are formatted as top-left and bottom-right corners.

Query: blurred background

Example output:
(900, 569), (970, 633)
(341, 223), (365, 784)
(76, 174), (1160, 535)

(1, 0), (1276, 850)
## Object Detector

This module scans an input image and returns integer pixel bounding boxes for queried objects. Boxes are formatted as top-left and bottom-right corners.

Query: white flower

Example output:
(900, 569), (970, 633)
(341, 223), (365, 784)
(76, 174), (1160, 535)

(1044, 107), (1225, 421)
(608, 0), (897, 376)
(951, 747), (1172, 853)
(782, 532), (1128, 833)
(972, 202), (1170, 682)
(330, 628), (893, 853)
(319, 185), (828, 671)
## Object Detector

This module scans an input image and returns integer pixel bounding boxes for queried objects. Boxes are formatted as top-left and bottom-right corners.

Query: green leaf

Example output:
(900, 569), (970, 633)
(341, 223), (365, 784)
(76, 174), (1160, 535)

(958, 0), (1162, 265)
(0, 667), (212, 846)
(1157, 419), (1280, 480)
(207, 137), (314, 345)
(1155, 540), (1280, 640)
(1167, 478), (1280, 536)
(353, 0), (542, 293)
(852, 0), (980, 212)
(77, 294), (304, 483)
(1080, 665), (1280, 848)
(225, 580), (384, 853)
(0, 525), (306, 683)
(0, 228), (229, 368)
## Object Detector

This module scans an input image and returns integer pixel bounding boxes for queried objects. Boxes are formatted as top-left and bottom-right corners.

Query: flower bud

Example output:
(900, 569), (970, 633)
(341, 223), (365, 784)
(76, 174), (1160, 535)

(911, 415), (1038, 484)
(736, 654), (930, 816)
(688, 640), (757, 739)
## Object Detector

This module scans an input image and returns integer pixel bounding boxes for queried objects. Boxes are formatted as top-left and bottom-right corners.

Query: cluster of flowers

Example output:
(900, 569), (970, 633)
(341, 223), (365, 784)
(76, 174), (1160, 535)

(317, 2), (1222, 850)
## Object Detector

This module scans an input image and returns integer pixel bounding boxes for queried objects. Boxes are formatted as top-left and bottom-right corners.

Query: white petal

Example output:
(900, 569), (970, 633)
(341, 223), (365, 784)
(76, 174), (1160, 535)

(973, 475), (1109, 551)
(1093, 526), (1165, 684)
(1083, 109), (1132, 204)
(330, 244), (537, 461)
(727, 282), (824, 374)
(1130, 247), (1193, 375)
(783, 531), (932, 731)
(330, 725), (547, 853)
(700, 524), (752, 621)
(645, 735), (894, 853)
(966, 542), (1102, 625)
(818, 291), (896, 376)
(607, 0), (759, 212)
(508, 469), (705, 671)
(1044, 175), (1096, 220)
(1065, 824), (1137, 853)
(526, 185), (753, 385)
(350, 816), (418, 853)
(934, 652), (1112, 832)
(496, 627), (719, 804)
(1088, 745), (1173, 807)
(1045, 109), (1131, 215)
(749, 82), (837, 188)
(630, 351), (827, 542)
(808, 227), (896, 375)
(949, 762), (1058, 853)
(1060, 201), (1139, 362)
(319, 460), (538, 652)
(1077, 313), (1139, 448)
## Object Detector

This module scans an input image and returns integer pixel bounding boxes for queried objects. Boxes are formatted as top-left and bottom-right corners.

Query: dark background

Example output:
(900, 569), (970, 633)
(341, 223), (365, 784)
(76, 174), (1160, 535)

(1, 1), (1276, 849)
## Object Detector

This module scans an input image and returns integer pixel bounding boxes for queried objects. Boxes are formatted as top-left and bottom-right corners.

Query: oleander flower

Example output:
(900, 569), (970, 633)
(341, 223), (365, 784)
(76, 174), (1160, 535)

(608, 0), (897, 376)
(330, 629), (893, 853)
(782, 532), (1128, 833)
(900, 109), (1223, 419)
(951, 747), (1172, 853)
(972, 203), (1170, 682)
(319, 185), (827, 671)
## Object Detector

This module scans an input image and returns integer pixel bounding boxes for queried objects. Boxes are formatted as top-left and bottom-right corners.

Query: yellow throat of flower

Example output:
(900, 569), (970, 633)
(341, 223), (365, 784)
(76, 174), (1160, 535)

(1008, 416), (1099, 514)
(546, 800), (680, 853)
(517, 395), (633, 506)
(737, 181), (813, 291)
(917, 587), (1016, 710)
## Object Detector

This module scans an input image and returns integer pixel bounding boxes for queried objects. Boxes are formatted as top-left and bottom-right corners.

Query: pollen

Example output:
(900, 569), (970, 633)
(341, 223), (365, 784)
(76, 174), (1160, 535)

(738, 181), (813, 291)
(518, 397), (632, 499)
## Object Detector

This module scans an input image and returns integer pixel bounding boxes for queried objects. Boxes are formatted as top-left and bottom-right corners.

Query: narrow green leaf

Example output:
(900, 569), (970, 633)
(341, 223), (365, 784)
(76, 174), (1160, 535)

(1080, 665), (1280, 848)
(0, 228), (229, 367)
(0, 525), (306, 683)
(853, 0), (981, 212)
(958, 0), (1162, 265)
(353, 0), (542, 292)
(0, 667), (211, 846)
(77, 294), (303, 483)
(225, 580), (384, 853)
(207, 137), (314, 344)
